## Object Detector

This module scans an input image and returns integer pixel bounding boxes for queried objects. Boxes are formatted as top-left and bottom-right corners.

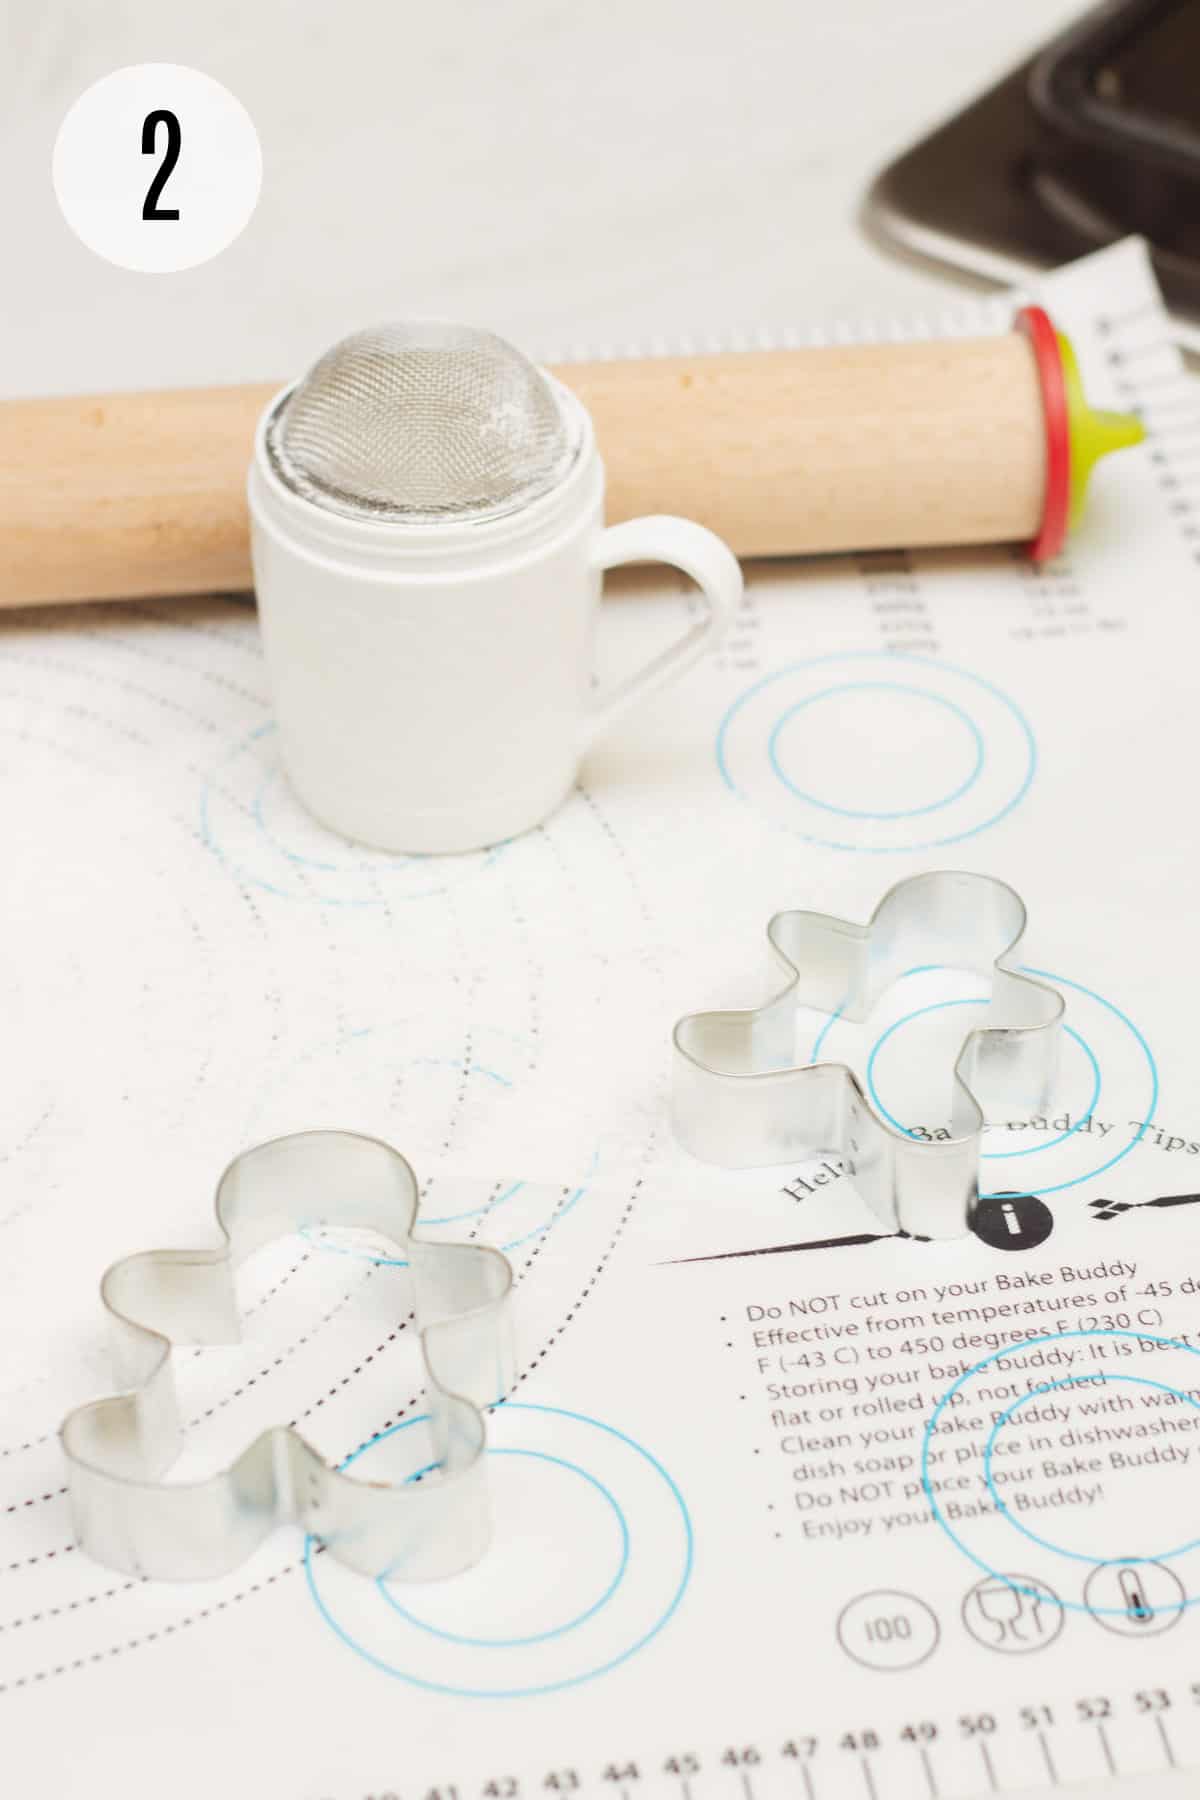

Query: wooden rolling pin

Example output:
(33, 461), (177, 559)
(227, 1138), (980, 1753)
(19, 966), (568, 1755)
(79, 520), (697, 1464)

(0, 308), (1142, 608)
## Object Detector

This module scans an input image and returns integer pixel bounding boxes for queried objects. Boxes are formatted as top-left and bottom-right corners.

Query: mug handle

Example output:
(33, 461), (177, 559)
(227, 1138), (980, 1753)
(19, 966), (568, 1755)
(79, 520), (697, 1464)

(583, 515), (742, 746)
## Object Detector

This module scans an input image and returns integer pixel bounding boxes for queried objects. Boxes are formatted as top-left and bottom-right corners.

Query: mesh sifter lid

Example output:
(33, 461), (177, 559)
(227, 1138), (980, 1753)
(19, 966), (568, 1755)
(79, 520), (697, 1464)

(264, 321), (582, 525)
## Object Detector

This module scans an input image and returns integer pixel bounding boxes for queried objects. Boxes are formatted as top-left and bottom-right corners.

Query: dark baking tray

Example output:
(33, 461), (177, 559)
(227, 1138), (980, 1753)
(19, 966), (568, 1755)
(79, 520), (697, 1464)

(865, 1), (1200, 345)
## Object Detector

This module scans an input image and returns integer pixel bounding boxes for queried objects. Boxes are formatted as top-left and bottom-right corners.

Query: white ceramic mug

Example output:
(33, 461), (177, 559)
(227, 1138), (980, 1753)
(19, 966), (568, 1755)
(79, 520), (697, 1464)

(247, 378), (741, 854)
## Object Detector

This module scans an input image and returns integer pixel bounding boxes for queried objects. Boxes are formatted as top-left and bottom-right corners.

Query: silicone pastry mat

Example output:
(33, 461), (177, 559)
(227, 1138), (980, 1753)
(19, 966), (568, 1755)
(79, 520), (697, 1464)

(4, 238), (1200, 1799)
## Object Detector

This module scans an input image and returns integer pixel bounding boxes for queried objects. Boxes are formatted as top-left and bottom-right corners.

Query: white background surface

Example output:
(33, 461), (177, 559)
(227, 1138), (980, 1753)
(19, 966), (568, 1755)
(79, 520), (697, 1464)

(5, 0), (1085, 396)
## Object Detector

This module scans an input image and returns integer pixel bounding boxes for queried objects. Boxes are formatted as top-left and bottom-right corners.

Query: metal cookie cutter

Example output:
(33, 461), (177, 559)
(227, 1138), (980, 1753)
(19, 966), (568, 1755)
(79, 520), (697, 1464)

(672, 872), (1064, 1240)
(61, 1131), (514, 1582)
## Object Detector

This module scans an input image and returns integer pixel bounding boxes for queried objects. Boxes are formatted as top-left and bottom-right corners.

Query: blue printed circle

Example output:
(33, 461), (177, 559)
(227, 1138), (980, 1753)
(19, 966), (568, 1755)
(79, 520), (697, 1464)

(812, 966), (1157, 1201)
(867, 1003), (1102, 1166)
(923, 1331), (1200, 1616)
(716, 651), (1037, 853)
(871, 1011), (1100, 1162)
(201, 723), (502, 905)
(380, 1441), (630, 1647)
(984, 1376), (1200, 1569)
(305, 1402), (694, 1696)
(768, 683), (985, 819)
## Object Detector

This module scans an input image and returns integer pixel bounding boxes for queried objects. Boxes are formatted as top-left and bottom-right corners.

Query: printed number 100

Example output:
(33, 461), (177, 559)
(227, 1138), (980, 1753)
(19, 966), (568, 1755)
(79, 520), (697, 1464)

(865, 1614), (912, 1643)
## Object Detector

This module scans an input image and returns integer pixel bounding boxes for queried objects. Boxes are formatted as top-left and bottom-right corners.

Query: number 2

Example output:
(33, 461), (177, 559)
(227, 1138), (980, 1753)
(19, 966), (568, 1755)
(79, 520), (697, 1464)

(142, 110), (181, 219)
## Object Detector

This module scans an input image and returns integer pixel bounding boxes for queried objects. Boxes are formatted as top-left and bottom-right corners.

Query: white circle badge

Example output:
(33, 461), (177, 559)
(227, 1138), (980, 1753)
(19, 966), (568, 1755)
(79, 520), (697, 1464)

(53, 63), (261, 273)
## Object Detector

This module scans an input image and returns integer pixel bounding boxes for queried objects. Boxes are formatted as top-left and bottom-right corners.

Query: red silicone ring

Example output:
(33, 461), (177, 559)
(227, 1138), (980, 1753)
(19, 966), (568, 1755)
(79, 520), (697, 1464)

(1016, 304), (1070, 563)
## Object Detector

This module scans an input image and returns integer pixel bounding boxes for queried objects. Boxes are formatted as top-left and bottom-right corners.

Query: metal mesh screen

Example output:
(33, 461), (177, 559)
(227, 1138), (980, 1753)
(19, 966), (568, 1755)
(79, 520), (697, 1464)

(264, 322), (580, 525)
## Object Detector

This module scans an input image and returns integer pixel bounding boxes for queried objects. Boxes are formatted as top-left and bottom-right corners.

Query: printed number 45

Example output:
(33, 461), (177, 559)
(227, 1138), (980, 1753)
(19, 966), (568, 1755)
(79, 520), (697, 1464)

(142, 110), (181, 220)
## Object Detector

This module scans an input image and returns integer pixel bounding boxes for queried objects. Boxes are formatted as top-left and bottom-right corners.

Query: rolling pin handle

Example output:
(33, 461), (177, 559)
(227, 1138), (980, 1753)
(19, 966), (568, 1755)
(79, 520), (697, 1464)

(1017, 304), (1145, 564)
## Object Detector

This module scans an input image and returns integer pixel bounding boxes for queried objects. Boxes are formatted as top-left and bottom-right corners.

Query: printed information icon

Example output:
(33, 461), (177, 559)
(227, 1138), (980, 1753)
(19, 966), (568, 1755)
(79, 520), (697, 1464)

(970, 1193), (1055, 1253)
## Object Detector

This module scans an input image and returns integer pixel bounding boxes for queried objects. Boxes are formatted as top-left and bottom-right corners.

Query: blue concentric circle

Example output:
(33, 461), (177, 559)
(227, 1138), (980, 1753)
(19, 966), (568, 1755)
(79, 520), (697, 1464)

(984, 1375), (1200, 1568)
(923, 1331), (1200, 1616)
(866, 1001), (1101, 1163)
(767, 682), (985, 820)
(716, 651), (1037, 853)
(379, 1440), (630, 1648)
(810, 965), (1157, 1201)
(304, 1402), (694, 1696)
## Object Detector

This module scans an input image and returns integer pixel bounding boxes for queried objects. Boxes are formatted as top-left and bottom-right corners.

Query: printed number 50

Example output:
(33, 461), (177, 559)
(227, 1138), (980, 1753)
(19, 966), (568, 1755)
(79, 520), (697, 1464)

(142, 110), (181, 220)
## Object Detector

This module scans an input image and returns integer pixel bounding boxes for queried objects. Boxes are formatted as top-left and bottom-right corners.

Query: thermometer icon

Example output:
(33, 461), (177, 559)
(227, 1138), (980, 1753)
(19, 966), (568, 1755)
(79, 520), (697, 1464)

(1084, 1559), (1184, 1636)
(1118, 1566), (1154, 1625)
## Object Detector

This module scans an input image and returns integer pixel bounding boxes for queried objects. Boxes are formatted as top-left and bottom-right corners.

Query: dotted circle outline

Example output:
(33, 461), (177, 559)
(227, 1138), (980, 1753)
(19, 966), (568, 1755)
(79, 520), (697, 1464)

(248, 1028), (598, 1258)
(200, 722), (504, 905)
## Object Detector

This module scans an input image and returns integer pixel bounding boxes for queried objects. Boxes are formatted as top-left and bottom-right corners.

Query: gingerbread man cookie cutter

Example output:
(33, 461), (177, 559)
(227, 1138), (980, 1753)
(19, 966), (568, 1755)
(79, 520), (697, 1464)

(61, 1131), (514, 1582)
(672, 872), (1064, 1239)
